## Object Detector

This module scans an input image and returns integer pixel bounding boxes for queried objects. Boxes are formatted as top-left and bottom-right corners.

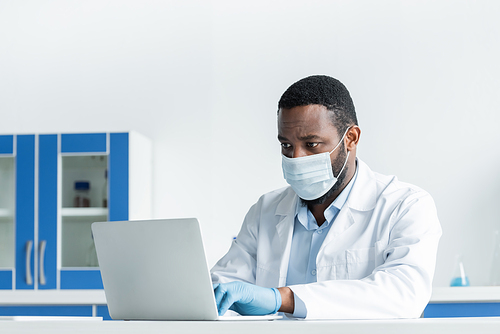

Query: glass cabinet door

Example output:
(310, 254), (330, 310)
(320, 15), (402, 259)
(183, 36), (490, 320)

(59, 133), (108, 289)
(58, 133), (129, 289)
(0, 135), (15, 289)
(61, 155), (108, 268)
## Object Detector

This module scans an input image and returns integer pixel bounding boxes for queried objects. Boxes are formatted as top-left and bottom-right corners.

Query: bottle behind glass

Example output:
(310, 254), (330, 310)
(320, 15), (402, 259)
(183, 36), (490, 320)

(74, 181), (91, 207)
(450, 254), (470, 286)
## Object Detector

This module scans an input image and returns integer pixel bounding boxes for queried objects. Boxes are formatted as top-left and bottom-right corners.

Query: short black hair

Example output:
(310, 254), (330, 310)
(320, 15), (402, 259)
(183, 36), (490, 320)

(278, 75), (358, 134)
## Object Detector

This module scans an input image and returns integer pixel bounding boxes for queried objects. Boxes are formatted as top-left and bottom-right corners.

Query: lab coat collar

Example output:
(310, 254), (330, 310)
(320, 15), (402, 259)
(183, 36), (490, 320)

(275, 187), (297, 216)
(346, 158), (377, 212)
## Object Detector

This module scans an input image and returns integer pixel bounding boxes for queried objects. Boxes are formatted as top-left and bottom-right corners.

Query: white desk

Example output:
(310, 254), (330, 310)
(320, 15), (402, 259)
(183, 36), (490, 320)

(0, 317), (499, 334)
(3, 286), (500, 306)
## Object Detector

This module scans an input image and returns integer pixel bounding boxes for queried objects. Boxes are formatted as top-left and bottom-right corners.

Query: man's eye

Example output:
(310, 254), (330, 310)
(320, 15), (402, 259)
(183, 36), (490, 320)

(307, 143), (319, 148)
(281, 143), (291, 149)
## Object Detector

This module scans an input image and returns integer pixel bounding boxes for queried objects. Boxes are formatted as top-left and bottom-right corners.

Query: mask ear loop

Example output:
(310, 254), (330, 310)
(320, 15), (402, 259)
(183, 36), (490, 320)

(331, 126), (352, 178)
(334, 151), (350, 178)
(329, 126), (351, 154)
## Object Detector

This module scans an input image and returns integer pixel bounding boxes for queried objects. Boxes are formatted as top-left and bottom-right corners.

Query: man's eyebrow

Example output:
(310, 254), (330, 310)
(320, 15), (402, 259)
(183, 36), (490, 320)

(277, 134), (323, 141)
(277, 134), (288, 141)
(298, 134), (322, 141)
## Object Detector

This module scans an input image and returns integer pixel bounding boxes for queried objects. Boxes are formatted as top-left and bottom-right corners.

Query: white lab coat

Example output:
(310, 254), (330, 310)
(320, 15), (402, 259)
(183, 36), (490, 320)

(211, 159), (442, 319)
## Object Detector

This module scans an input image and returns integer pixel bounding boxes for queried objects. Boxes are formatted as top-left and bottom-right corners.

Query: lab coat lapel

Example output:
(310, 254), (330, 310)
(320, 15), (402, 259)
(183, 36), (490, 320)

(319, 205), (355, 252)
(319, 159), (377, 251)
(274, 188), (296, 287)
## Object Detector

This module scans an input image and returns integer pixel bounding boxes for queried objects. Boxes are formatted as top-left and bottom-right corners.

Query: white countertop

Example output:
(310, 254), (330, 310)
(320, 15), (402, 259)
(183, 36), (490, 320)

(430, 286), (500, 303)
(1, 286), (500, 306)
(0, 290), (106, 305)
(1, 317), (500, 334)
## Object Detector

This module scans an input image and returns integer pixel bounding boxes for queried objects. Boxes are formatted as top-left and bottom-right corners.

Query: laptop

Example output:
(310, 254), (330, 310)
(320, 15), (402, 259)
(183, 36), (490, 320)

(91, 218), (281, 321)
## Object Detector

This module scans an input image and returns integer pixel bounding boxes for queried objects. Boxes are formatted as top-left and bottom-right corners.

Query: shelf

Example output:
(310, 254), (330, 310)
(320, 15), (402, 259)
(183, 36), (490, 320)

(61, 208), (108, 218)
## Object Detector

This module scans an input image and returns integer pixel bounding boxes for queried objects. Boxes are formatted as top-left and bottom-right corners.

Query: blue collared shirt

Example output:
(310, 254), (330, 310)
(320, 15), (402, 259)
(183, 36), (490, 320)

(286, 164), (358, 318)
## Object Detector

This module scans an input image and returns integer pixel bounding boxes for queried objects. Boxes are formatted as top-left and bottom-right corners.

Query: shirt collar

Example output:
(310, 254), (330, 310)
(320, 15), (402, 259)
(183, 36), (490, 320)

(295, 159), (359, 229)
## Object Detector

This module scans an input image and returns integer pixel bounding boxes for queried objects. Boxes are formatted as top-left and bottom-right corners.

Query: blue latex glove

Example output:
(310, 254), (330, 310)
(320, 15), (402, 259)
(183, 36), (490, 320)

(213, 282), (282, 316)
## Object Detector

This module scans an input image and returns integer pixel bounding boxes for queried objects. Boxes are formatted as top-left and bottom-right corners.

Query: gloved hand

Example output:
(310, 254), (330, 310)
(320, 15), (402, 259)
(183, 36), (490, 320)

(213, 281), (282, 316)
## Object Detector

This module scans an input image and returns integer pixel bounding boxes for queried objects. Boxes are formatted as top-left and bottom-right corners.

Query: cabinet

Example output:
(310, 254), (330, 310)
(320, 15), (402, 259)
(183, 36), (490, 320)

(0, 132), (151, 291)
(424, 302), (500, 317)
(424, 286), (500, 318)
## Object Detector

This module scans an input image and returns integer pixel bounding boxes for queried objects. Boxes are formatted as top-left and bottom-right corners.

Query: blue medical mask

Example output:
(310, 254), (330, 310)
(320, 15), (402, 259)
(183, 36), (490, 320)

(281, 128), (350, 200)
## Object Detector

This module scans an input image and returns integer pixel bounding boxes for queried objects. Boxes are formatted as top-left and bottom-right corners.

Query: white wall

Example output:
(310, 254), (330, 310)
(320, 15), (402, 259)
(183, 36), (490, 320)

(1, 0), (500, 287)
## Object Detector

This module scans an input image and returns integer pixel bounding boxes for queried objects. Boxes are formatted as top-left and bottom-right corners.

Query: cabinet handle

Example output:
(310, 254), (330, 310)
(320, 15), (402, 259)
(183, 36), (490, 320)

(25, 240), (33, 285)
(39, 240), (47, 285)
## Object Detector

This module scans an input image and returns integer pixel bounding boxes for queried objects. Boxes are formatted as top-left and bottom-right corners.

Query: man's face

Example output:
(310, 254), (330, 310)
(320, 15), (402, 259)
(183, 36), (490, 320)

(278, 104), (349, 204)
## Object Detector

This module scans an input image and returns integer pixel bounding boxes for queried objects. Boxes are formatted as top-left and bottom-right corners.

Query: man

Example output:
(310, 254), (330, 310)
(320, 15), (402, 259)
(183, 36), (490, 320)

(211, 75), (442, 319)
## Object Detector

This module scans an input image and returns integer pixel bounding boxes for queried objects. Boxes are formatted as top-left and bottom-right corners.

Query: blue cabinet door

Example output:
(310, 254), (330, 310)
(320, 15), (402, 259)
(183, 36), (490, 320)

(15, 135), (35, 290)
(60, 133), (107, 289)
(38, 135), (58, 289)
(109, 133), (129, 222)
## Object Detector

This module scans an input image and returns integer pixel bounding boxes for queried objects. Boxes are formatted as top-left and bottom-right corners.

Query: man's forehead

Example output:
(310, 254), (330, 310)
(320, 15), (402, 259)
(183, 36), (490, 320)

(278, 105), (338, 136)
(279, 104), (326, 116)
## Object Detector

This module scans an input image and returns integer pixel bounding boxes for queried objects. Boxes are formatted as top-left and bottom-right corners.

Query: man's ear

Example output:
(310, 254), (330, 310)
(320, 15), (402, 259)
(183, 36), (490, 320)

(346, 126), (361, 151)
